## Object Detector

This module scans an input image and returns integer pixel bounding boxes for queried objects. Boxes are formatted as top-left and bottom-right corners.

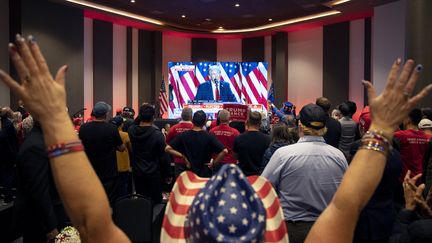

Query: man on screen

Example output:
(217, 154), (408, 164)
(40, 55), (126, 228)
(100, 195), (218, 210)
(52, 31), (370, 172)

(194, 65), (237, 102)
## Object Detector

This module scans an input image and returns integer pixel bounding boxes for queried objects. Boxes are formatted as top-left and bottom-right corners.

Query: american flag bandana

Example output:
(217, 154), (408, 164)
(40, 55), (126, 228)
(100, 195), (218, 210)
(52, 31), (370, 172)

(161, 164), (289, 242)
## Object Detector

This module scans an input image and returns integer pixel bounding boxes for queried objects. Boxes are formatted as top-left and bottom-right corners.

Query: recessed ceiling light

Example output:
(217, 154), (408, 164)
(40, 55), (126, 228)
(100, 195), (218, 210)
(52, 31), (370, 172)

(181, 15), (186, 18)
(325, 0), (350, 6)
(130, 0), (135, 2)
(65, 0), (163, 25)
(235, 3), (240, 7)
(268, 18), (273, 21)
(205, 18), (212, 21)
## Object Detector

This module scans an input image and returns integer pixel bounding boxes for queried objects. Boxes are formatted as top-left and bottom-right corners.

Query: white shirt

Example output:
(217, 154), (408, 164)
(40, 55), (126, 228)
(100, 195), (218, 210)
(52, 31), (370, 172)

(211, 80), (220, 100)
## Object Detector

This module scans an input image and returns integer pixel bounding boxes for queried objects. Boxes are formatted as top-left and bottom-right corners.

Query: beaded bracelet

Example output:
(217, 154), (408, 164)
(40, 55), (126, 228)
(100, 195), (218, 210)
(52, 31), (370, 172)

(47, 140), (84, 158)
(363, 130), (393, 151)
(367, 129), (392, 144)
(359, 138), (389, 156)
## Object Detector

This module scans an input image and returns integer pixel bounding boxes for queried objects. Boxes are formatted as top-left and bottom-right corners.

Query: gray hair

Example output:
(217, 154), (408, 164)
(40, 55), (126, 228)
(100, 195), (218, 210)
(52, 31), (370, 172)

(208, 65), (221, 74)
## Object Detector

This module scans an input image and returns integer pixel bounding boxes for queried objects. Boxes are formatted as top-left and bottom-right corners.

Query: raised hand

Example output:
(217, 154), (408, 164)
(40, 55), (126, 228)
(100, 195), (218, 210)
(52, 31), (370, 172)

(0, 34), (68, 123)
(363, 59), (432, 138)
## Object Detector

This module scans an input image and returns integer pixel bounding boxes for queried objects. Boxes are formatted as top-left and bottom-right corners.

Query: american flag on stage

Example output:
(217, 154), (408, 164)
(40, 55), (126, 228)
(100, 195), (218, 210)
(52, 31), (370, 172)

(159, 77), (169, 117)
(168, 62), (196, 116)
(241, 62), (268, 111)
(160, 170), (289, 242)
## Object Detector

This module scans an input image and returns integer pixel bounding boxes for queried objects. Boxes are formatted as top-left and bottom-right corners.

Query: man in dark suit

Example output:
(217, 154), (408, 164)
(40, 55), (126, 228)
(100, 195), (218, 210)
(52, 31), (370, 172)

(194, 65), (237, 102)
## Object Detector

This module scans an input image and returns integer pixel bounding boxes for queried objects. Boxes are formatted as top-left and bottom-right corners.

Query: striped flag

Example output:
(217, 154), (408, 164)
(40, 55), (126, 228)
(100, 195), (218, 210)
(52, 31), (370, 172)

(161, 171), (289, 242)
(159, 78), (169, 117)
(241, 62), (269, 111)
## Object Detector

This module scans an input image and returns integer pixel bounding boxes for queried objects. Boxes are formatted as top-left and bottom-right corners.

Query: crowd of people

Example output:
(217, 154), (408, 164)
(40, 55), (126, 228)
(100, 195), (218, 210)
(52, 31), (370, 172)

(1, 35), (432, 243)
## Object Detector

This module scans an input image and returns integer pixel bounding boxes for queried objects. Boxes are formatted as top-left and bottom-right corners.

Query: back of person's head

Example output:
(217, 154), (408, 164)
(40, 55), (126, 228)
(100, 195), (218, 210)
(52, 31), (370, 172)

(346, 101), (357, 116)
(339, 102), (351, 117)
(316, 97), (331, 113)
(247, 111), (261, 128)
(111, 115), (124, 128)
(192, 110), (207, 127)
(421, 107), (432, 120)
(271, 123), (291, 144)
(418, 118), (432, 131)
(299, 103), (327, 136)
(408, 108), (423, 126)
(139, 104), (155, 122)
(181, 107), (193, 121)
(218, 109), (230, 124)
(282, 115), (296, 128)
(93, 101), (111, 119)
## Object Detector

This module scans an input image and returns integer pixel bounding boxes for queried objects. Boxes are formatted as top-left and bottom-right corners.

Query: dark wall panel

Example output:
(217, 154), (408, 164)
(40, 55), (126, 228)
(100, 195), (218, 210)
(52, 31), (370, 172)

(138, 30), (162, 105)
(323, 22), (350, 108)
(191, 38), (217, 62)
(138, 30), (153, 105)
(14, 0), (84, 113)
(93, 20), (113, 107)
(406, 0), (432, 108)
(242, 37), (265, 61)
(271, 32), (288, 107)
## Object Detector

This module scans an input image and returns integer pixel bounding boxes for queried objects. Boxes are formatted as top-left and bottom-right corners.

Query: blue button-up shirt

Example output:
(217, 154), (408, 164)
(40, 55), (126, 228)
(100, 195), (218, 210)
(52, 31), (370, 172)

(262, 136), (348, 222)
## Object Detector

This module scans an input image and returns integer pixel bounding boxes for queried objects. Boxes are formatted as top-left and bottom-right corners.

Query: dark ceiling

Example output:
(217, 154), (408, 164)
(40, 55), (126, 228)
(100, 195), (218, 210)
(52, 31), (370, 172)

(83, 0), (398, 33)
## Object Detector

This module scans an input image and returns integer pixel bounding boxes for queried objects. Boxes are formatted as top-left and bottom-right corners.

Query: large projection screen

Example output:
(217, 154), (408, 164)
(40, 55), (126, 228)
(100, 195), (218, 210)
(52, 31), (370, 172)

(168, 62), (268, 118)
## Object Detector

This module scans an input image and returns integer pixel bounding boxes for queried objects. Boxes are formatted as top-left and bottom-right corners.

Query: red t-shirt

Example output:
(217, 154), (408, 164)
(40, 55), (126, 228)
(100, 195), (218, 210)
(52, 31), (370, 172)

(166, 122), (193, 164)
(210, 124), (240, 164)
(394, 129), (431, 180)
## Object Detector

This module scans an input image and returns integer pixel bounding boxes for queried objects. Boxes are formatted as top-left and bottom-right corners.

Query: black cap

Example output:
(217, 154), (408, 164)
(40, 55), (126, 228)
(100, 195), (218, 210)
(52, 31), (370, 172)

(299, 104), (326, 129)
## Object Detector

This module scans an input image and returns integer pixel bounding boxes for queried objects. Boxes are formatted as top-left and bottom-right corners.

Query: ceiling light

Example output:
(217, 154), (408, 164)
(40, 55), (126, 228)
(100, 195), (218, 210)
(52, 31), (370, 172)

(325, 0), (350, 7)
(218, 26), (224, 29)
(235, 3), (240, 7)
(130, 0), (135, 2)
(205, 18), (212, 21)
(181, 15), (186, 18)
(268, 18), (272, 21)
(64, 0), (163, 25)
(213, 10), (340, 33)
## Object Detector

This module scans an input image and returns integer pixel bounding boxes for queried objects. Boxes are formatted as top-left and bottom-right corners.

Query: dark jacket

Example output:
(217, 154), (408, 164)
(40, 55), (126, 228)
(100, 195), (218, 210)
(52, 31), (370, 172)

(0, 117), (18, 163)
(351, 139), (403, 241)
(128, 125), (167, 176)
(262, 142), (290, 169)
(323, 115), (341, 149)
(13, 126), (67, 242)
(194, 81), (237, 102)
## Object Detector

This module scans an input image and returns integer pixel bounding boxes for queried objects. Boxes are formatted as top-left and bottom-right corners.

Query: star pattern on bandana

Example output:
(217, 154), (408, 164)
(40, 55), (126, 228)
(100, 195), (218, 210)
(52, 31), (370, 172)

(186, 164), (266, 242)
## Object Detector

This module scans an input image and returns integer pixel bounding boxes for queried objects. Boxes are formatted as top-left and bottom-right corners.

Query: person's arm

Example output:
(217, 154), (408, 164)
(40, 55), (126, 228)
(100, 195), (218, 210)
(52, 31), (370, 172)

(165, 135), (191, 168)
(0, 35), (130, 242)
(117, 144), (126, 152)
(306, 59), (432, 243)
(165, 145), (191, 168)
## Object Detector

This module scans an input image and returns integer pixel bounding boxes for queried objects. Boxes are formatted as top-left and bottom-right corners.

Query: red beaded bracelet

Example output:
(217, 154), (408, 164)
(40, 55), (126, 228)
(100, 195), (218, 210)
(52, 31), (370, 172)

(47, 140), (84, 158)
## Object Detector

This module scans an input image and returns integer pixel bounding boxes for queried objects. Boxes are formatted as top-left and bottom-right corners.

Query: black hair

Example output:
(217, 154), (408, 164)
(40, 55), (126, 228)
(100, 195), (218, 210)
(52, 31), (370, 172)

(339, 103), (351, 117)
(192, 110), (207, 127)
(139, 104), (155, 122)
(409, 108), (423, 126)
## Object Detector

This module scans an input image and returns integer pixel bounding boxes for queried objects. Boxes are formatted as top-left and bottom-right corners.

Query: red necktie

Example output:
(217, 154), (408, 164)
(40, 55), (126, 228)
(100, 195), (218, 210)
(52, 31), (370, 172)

(215, 82), (220, 101)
